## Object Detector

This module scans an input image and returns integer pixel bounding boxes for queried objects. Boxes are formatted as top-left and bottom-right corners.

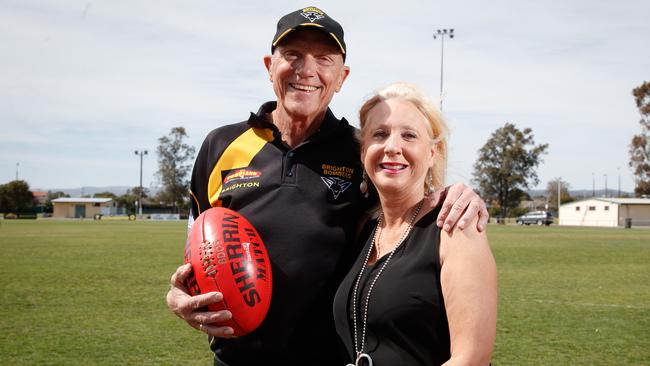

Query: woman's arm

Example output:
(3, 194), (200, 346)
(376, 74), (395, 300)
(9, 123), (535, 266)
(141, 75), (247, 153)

(439, 215), (497, 366)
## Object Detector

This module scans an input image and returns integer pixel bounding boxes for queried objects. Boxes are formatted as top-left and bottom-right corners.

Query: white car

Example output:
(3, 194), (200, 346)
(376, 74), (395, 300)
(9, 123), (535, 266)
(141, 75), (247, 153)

(516, 211), (553, 226)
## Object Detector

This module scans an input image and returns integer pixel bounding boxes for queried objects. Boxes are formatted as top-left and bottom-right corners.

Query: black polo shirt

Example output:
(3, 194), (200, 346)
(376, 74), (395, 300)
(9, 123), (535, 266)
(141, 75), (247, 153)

(189, 102), (365, 365)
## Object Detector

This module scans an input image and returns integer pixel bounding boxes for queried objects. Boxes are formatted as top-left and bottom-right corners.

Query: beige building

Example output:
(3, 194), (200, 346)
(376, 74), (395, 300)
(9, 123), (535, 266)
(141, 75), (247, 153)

(52, 197), (113, 219)
(559, 198), (650, 227)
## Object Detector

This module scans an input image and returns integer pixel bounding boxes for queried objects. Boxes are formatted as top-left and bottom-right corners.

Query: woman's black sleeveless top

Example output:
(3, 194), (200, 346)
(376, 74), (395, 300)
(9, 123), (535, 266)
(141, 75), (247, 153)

(333, 206), (450, 365)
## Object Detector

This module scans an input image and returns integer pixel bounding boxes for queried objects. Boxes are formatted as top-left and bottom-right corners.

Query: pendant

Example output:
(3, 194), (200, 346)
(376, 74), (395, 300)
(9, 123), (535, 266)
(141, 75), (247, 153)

(347, 353), (373, 366)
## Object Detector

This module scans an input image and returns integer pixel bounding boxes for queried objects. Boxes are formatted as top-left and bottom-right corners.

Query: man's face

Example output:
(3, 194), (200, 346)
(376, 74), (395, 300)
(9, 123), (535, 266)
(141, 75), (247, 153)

(264, 28), (350, 121)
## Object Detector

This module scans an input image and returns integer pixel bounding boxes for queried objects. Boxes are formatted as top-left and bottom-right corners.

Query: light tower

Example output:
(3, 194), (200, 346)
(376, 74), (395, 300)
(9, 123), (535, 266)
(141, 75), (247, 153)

(134, 150), (148, 219)
(433, 28), (454, 111)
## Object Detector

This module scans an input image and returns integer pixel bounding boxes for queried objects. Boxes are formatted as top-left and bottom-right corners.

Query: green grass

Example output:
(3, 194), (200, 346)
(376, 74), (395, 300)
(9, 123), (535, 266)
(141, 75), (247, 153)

(489, 225), (650, 365)
(1, 221), (649, 365)
(0, 220), (210, 366)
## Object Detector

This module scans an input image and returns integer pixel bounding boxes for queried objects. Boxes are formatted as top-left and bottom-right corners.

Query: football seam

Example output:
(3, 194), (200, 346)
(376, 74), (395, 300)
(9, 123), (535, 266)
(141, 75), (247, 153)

(203, 215), (247, 335)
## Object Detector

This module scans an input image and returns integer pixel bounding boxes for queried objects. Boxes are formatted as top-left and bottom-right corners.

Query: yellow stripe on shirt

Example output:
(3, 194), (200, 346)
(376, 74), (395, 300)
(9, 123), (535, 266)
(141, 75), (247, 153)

(207, 127), (274, 207)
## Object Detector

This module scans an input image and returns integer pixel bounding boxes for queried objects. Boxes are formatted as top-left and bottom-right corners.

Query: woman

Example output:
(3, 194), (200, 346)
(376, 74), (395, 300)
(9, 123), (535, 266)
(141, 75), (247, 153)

(334, 82), (497, 366)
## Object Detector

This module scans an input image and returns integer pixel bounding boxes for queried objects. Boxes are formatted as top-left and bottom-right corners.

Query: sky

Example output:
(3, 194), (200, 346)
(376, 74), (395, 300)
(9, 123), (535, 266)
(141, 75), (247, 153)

(1, 0), (648, 195)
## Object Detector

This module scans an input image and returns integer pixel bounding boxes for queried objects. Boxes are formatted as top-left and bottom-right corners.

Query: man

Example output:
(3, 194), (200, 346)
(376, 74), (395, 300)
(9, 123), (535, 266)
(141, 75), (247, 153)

(167, 6), (488, 366)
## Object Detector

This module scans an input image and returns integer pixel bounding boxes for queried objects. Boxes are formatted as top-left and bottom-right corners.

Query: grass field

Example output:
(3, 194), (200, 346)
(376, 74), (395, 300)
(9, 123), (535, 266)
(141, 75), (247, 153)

(1, 220), (648, 365)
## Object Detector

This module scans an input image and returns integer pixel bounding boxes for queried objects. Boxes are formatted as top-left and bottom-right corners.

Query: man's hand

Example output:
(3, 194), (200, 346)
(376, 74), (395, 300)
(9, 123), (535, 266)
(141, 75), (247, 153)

(430, 183), (489, 232)
(166, 263), (236, 338)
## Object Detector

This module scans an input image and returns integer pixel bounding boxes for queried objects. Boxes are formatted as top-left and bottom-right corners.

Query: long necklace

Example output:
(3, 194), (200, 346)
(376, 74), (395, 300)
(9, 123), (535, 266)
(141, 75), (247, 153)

(347, 199), (424, 366)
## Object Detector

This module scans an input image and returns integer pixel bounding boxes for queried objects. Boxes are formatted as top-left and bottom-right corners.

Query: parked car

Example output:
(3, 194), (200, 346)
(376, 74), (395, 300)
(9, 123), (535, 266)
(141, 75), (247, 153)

(516, 211), (553, 226)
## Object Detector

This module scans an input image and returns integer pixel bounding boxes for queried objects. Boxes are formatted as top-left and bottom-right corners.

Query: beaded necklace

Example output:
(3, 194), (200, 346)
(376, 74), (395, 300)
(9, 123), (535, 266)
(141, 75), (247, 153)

(347, 199), (424, 366)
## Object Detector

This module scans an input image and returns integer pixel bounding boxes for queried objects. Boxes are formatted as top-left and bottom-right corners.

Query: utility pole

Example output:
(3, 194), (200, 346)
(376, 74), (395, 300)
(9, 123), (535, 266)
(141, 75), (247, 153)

(15, 162), (19, 180)
(134, 150), (148, 219)
(557, 178), (561, 223)
(604, 174), (608, 198)
(617, 167), (621, 197)
(592, 172), (595, 197)
(433, 28), (454, 111)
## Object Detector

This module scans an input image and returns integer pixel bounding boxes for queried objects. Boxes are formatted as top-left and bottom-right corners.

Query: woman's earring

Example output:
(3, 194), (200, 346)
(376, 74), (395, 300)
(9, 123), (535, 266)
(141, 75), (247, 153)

(360, 171), (369, 198)
(425, 168), (435, 197)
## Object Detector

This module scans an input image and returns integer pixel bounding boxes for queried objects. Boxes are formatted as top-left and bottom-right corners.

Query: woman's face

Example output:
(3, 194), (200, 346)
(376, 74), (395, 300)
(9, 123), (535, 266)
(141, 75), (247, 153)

(361, 98), (435, 199)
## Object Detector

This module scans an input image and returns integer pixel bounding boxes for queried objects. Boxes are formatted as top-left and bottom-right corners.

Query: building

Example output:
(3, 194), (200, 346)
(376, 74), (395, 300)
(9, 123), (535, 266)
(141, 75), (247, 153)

(559, 198), (650, 227)
(51, 197), (114, 219)
(31, 191), (48, 206)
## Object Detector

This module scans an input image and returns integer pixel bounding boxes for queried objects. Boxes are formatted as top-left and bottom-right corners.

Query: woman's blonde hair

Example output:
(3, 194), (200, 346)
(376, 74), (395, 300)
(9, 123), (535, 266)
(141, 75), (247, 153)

(358, 82), (449, 191)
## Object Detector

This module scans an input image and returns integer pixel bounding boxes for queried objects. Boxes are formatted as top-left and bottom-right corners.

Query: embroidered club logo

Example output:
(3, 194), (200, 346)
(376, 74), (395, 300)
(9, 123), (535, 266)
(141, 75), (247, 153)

(301, 7), (325, 22)
(321, 177), (352, 199)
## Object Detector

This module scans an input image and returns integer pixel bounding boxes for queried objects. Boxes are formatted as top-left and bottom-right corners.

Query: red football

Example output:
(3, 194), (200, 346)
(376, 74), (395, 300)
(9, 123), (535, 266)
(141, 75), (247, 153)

(184, 207), (272, 336)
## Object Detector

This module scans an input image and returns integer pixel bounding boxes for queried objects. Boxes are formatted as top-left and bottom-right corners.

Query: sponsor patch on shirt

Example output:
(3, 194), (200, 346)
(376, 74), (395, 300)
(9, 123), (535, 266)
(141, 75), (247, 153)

(221, 169), (262, 194)
(224, 169), (262, 184)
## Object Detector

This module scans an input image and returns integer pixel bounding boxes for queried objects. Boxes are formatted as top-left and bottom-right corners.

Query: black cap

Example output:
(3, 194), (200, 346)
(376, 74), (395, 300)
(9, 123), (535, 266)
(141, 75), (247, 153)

(271, 6), (346, 59)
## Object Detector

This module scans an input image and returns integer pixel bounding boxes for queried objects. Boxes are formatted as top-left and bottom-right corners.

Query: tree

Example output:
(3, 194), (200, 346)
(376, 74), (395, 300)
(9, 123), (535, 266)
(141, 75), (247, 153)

(93, 192), (117, 199)
(130, 186), (148, 200)
(629, 81), (650, 197)
(115, 189), (139, 214)
(44, 191), (69, 213)
(545, 177), (573, 212)
(0, 180), (34, 214)
(472, 123), (548, 218)
(155, 127), (196, 212)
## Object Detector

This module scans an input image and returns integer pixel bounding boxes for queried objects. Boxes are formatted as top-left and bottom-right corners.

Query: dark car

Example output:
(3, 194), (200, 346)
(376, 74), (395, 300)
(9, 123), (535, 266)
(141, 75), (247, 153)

(516, 211), (553, 226)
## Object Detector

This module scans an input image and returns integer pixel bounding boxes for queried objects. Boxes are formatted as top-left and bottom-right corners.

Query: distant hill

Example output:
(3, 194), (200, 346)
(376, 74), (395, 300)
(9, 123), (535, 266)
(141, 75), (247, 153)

(34, 186), (631, 199)
(34, 186), (149, 197)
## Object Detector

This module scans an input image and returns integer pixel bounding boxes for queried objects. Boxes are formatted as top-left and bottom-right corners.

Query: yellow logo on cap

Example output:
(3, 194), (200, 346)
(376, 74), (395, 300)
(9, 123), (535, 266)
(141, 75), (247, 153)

(302, 6), (324, 14)
(301, 7), (325, 22)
